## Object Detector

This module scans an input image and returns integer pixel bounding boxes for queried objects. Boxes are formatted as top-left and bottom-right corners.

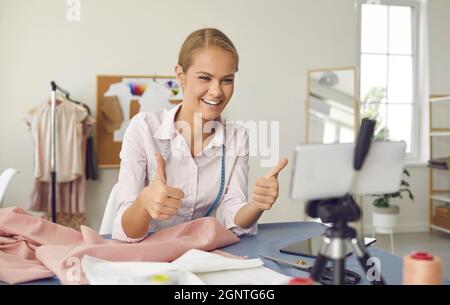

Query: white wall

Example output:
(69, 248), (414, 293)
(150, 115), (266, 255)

(429, 0), (450, 94)
(1, 0), (448, 233)
(0, 0), (358, 230)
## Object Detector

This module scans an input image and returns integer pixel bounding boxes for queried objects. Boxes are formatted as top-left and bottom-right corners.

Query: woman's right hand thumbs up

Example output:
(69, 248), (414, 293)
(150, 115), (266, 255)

(136, 153), (185, 220)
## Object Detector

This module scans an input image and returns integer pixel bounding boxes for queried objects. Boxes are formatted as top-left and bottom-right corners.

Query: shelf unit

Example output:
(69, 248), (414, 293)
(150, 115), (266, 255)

(430, 224), (450, 234)
(429, 95), (450, 233)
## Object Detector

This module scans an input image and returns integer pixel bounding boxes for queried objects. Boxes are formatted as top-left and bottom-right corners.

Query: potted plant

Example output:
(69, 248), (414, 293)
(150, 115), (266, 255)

(361, 94), (415, 234)
(370, 169), (414, 233)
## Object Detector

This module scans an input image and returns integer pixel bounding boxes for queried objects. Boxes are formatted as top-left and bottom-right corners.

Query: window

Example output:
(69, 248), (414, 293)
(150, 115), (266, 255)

(358, 0), (420, 159)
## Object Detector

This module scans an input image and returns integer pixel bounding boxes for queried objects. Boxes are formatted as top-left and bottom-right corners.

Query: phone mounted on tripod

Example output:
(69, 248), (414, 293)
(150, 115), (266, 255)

(290, 119), (406, 285)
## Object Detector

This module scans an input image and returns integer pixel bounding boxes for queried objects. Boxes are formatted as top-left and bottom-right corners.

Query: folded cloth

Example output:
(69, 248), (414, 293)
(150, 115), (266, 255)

(428, 157), (449, 169)
(428, 157), (449, 166)
(81, 249), (291, 285)
(0, 206), (240, 285)
(428, 164), (448, 170)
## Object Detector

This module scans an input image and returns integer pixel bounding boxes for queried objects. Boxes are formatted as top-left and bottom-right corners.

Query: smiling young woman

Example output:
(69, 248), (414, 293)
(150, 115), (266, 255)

(174, 29), (238, 156)
(113, 28), (288, 242)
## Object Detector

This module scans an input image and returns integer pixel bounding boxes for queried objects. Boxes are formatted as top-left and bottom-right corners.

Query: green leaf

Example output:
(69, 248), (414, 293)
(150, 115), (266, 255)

(373, 198), (390, 208)
(370, 166), (414, 205)
(373, 198), (383, 208)
(406, 189), (414, 201)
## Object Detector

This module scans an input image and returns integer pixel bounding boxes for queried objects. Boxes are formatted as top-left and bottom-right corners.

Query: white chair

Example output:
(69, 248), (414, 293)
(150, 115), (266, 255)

(99, 183), (118, 235)
(0, 168), (19, 208)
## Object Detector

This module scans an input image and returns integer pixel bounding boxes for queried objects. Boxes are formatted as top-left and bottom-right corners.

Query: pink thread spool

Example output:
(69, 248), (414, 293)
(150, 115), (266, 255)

(403, 252), (442, 285)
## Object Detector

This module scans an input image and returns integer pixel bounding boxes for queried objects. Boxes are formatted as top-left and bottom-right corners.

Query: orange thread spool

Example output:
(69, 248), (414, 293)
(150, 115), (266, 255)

(403, 252), (442, 285)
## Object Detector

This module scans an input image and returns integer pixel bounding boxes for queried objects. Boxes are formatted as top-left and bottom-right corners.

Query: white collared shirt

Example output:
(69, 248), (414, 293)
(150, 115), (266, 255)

(112, 104), (257, 242)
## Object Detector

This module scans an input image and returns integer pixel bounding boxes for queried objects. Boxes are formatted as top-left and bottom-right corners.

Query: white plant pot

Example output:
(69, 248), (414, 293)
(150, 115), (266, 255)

(372, 205), (400, 234)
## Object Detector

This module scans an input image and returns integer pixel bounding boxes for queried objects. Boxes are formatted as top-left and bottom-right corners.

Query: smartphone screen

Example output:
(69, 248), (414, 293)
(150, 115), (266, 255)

(279, 236), (376, 258)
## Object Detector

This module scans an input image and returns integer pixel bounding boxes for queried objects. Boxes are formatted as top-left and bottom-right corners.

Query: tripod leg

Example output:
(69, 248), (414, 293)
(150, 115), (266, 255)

(328, 237), (346, 285)
(350, 238), (386, 285)
(310, 238), (331, 283)
(332, 259), (345, 285)
(311, 254), (329, 282)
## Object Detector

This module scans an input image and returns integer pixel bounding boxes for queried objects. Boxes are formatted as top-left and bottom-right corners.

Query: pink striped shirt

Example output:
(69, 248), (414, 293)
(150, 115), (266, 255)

(112, 104), (257, 242)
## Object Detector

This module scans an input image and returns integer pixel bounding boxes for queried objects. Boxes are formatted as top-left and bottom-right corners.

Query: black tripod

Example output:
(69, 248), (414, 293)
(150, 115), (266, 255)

(306, 195), (385, 285)
(306, 118), (386, 285)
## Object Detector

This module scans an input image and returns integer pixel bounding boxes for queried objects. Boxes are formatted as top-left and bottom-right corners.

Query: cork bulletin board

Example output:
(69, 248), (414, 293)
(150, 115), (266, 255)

(96, 75), (182, 168)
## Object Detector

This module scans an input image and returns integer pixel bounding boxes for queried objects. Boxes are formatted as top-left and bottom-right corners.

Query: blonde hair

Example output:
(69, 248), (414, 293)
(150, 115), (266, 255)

(178, 28), (239, 72)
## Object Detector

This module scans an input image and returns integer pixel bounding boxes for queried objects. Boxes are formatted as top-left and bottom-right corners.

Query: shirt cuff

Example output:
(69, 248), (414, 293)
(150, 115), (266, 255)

(222, 203), (258, 236)
(111, 203), (148, 243)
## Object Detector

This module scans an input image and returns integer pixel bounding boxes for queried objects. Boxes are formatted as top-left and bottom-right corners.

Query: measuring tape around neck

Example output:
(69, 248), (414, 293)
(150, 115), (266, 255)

(157, 140), (226, 217)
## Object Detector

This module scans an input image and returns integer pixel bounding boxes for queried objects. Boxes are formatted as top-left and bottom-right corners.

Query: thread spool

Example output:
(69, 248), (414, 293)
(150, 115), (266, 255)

(403, 251), (442, 285)
(288, 277), (314, 285)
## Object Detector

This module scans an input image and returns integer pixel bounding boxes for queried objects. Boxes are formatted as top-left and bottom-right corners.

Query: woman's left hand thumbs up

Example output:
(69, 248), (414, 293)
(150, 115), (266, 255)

(251, 158), (288, 211)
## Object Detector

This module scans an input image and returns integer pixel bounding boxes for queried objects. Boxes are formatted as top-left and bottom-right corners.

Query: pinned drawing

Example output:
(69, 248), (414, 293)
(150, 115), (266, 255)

(97, 75), (182, 167)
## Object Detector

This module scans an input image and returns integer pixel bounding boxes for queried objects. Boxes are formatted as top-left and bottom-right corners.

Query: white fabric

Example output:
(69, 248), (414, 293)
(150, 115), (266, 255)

(138, 79), (174, 113)
(81, 249), (291, 285)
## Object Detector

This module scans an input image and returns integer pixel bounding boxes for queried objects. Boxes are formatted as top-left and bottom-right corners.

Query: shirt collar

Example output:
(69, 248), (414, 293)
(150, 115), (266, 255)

(153, 103), (181, 140)
(153, 103), (225, 148)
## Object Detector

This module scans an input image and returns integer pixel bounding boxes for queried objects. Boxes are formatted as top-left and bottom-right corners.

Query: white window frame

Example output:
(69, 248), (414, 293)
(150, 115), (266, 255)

(356, 0), (421, 161)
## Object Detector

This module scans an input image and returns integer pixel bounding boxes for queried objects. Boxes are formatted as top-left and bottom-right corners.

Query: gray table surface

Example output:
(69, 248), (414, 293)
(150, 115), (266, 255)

(222, 221), (409, 285)
(5, 221), (450, 285)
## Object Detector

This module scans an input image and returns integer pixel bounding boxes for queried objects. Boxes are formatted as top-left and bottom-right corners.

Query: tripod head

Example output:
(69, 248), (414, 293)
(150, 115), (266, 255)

(306, 195), (361, 227)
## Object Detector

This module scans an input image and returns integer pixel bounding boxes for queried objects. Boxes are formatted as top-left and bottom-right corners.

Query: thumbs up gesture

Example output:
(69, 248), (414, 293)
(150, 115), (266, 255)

(251, 158), (288, 211)
(136, 153), (185, 220)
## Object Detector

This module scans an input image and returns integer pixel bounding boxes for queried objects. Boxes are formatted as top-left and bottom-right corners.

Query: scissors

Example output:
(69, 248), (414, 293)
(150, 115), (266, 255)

(259, 255), (361, 285)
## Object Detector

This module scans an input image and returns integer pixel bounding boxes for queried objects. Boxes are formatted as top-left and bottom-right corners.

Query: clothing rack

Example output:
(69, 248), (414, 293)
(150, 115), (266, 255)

(49, 81), (83, 223)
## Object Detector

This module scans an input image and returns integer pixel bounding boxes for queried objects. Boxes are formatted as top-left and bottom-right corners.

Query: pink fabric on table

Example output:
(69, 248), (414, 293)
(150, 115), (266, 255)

(0, 207), (84, 284)
(0, 207), (240, 285)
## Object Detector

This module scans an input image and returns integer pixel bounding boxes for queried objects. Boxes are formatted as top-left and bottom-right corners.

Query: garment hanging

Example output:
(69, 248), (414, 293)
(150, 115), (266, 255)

(26, 98), (87, 182)
(80, 103), (99, 180)
(25, 95), (96, 229)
